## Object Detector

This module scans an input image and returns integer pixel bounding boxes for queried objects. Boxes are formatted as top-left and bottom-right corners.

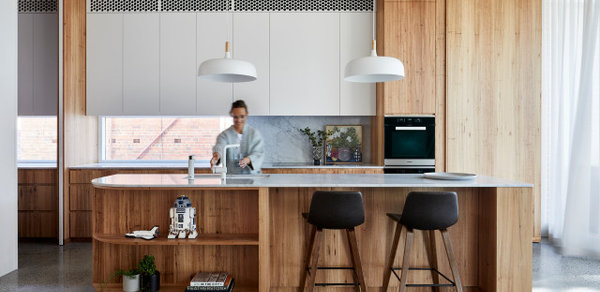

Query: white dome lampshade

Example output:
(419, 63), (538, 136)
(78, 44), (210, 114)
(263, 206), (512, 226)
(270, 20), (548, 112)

(344, 40), (405, 83)
(198, 41), (257, 83)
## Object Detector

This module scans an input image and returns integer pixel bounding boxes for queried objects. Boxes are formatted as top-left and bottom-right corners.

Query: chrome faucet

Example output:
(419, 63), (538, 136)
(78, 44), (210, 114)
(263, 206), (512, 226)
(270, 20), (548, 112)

(212, 144), (240, 178)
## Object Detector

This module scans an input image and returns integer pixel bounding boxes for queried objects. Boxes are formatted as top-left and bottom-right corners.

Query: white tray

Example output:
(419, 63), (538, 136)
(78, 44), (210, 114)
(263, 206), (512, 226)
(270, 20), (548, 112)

(423, 172), (477, 180)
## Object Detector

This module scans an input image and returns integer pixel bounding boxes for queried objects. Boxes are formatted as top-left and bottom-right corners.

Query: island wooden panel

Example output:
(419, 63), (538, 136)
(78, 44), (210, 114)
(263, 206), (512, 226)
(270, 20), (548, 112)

(69, 168), (379, 239)
(445, 0), (542, 240)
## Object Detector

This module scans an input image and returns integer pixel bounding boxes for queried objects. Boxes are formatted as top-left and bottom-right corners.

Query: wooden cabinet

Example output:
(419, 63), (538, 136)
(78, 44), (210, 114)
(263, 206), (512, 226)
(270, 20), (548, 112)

(340, 13), (376, 116)
(382, 1), (437, 115)
(233, 13), (270, 115)
(159, 13), (197, 115)
(196, 13), (233, 115)
(18, 13), (58, 116)
(86, 13), (123, 115)
(123, 13), (160, 114)
(269, 13), (340, 115)
(18, 169), (58, 239)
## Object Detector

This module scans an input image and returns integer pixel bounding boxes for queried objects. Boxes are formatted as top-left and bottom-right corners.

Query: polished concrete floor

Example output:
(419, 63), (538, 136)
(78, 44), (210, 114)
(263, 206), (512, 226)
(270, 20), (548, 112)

(0, 239), (599, 291)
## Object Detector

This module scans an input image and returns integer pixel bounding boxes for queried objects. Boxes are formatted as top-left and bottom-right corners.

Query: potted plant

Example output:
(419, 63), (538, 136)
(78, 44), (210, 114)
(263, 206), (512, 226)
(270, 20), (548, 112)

(299, 127), (331, 165)
(138, 255), (160, 292)
(111, 269), (140, 292)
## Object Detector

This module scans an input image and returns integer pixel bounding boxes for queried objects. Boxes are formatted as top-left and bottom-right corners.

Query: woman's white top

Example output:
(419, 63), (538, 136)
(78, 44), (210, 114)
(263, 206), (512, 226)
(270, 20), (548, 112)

(213, 124), (265, 174)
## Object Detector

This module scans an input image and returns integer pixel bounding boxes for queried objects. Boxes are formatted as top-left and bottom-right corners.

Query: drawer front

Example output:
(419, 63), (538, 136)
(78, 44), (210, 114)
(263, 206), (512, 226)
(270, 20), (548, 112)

(18, 169), (57, 184)
(70, 184), (93, 210)
(70, 211), (92, 238)
(18, 211), (58, 238)
(18, 185), (57, 211)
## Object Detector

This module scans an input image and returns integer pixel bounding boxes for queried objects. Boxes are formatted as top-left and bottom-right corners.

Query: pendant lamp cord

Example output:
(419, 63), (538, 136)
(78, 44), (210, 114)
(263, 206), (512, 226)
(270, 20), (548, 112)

(372, 0), (376, 42)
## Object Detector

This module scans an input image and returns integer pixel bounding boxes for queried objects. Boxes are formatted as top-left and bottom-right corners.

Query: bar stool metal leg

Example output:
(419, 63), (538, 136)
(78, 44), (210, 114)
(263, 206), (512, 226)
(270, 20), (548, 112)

(399, 228), (414, 292)
(383, 222), (403, 290)
(427, 230), (441, 292)
(441, 229), (463, 292)
(346, 228), (367, 291)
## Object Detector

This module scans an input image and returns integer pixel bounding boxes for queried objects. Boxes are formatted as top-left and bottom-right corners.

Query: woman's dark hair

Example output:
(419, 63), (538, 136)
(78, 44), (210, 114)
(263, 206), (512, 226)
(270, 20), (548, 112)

(230, 100), (248, 113)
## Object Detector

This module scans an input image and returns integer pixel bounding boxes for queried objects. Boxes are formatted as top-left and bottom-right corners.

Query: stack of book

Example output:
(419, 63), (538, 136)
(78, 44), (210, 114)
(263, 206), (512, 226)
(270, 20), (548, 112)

(186, 272), (234, 292)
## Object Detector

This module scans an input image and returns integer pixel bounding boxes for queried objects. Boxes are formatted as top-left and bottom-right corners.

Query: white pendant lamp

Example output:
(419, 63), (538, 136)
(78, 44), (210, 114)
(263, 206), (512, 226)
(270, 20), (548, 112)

(198, 1), (257, 83)
(344, 0), (405, 83)
(198, 41), (257, 83)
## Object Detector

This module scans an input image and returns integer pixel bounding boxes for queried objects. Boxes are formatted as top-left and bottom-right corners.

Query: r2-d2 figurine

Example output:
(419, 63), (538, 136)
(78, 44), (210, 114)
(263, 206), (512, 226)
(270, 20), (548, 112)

(168, 195), (198, 239)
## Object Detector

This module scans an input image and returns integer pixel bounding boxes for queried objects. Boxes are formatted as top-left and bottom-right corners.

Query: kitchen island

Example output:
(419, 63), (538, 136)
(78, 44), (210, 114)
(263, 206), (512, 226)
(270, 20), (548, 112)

(91, 173), (532, 291)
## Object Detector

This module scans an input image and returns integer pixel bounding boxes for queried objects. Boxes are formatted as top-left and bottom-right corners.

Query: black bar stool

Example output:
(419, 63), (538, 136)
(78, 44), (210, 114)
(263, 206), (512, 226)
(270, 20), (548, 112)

(300, 191), (367, 292)
(383, 191), (463, 292)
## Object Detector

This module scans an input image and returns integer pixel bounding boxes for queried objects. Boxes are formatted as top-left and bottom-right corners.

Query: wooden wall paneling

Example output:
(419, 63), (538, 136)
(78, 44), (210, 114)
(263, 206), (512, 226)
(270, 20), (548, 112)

(64, 0), (99, 242)
(435, 0), (446, 172)
(372, 0), (386, 166)
(383, 1), (436, 115)
(268, 187), (479, 290)
(445, 0), (542, 240)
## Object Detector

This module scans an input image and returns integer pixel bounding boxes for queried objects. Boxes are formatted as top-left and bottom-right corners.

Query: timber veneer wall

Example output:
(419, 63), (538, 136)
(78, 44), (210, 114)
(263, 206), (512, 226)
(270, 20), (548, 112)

(374, 0), (542, 239)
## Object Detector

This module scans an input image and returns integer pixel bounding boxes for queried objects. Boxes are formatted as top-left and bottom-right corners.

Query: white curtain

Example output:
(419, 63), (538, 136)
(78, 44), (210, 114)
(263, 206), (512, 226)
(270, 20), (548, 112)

(542, 0), (600, 257)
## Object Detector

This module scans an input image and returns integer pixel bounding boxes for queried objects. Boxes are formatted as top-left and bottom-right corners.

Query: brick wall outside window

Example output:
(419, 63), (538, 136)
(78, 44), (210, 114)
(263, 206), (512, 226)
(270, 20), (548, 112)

(103, 117), (233, 161)
(17, 117), (57, 161)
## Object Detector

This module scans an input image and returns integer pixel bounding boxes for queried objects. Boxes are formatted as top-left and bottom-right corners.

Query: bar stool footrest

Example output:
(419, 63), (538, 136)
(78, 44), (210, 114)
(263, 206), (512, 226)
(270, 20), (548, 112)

(391, 267), (456, 287)
(307, 266), (361, 287)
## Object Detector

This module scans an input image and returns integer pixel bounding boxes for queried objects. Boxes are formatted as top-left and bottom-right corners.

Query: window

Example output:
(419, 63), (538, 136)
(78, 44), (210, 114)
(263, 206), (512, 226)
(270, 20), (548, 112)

(100, 117), (233, 162)
(17, 116), (57, 162)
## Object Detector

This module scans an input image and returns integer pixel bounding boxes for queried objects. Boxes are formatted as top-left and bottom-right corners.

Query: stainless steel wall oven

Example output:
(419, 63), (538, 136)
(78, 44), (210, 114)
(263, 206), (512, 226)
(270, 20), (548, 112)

(384, 116), (435, 173)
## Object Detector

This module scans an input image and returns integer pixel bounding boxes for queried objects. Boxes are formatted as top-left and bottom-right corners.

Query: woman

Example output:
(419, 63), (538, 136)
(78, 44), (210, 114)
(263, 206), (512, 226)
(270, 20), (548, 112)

(210, 100), (265, 174)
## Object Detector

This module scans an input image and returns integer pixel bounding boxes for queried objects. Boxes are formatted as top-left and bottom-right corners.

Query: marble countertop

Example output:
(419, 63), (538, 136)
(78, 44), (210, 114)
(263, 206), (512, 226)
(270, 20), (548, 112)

(92, 173), (532, 188)
(70, 162), (383, 169)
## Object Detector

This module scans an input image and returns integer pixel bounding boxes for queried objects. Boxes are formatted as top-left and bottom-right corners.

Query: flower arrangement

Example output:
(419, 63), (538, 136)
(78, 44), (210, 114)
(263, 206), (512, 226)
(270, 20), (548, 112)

(298, 127), (331, 147)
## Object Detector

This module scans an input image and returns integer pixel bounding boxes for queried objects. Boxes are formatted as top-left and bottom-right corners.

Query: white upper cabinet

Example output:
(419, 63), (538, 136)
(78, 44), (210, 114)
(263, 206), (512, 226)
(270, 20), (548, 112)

(159, 13), (197, 115)
(123, 13), (160, 115)
(233, 13), (270, 115)
(87, 14), (123, 115)
(340, 13), (376, 116)
(269, 13), (340, 116)
(85, 10), (374, 116)
(18, 14), (34, 115)
(197, 13), (233, 115)
(18, 13), (57, 116)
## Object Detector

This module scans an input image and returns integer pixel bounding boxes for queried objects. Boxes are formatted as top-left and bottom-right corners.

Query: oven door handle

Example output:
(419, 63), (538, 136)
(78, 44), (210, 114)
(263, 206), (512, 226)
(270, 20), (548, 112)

(395, 126), (427, 131)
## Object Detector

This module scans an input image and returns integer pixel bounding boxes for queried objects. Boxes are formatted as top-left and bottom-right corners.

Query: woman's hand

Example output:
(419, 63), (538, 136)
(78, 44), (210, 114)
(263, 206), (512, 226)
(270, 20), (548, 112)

(210, 153), (220, 169)
(239, 157), (251, 168)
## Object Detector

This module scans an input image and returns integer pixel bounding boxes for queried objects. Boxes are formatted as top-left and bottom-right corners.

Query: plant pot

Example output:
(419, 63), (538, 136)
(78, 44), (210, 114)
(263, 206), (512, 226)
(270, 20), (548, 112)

(141, 271), (160, 292)
(312, 146), (323, 165)
(122, 274), (140, 292)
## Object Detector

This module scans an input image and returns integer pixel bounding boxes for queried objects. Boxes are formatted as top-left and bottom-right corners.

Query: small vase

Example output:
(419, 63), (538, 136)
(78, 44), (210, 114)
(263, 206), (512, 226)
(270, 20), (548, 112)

(122, 274), (140, 292)
(141, 271), (160, 292)
(312, 146), (323, 165)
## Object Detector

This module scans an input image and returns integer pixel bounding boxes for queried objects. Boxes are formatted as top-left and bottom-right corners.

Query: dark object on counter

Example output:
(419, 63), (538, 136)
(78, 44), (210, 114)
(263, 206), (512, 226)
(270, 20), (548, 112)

(138, 255), (160, 292)
(383, 191), (463, 292)
(300, 191), (367, 291)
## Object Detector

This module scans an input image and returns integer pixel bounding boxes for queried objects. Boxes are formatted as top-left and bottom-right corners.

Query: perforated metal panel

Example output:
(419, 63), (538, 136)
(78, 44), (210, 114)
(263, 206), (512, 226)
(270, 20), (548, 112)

(19, 0), (57, 13)
(235, 0), (373, 11)
(89, 0), (159, 12)
(161, 0), (229, 11)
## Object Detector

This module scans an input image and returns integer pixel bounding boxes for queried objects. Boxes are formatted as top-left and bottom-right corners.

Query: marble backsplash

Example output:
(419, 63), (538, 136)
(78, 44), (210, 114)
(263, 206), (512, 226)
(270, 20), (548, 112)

(246, 116), (371, 164)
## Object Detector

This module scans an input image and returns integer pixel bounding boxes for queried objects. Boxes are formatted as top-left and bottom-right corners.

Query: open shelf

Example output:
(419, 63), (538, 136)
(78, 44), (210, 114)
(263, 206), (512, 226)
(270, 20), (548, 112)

(94, 283), (257, 292)
(93, 233), (259, 246)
